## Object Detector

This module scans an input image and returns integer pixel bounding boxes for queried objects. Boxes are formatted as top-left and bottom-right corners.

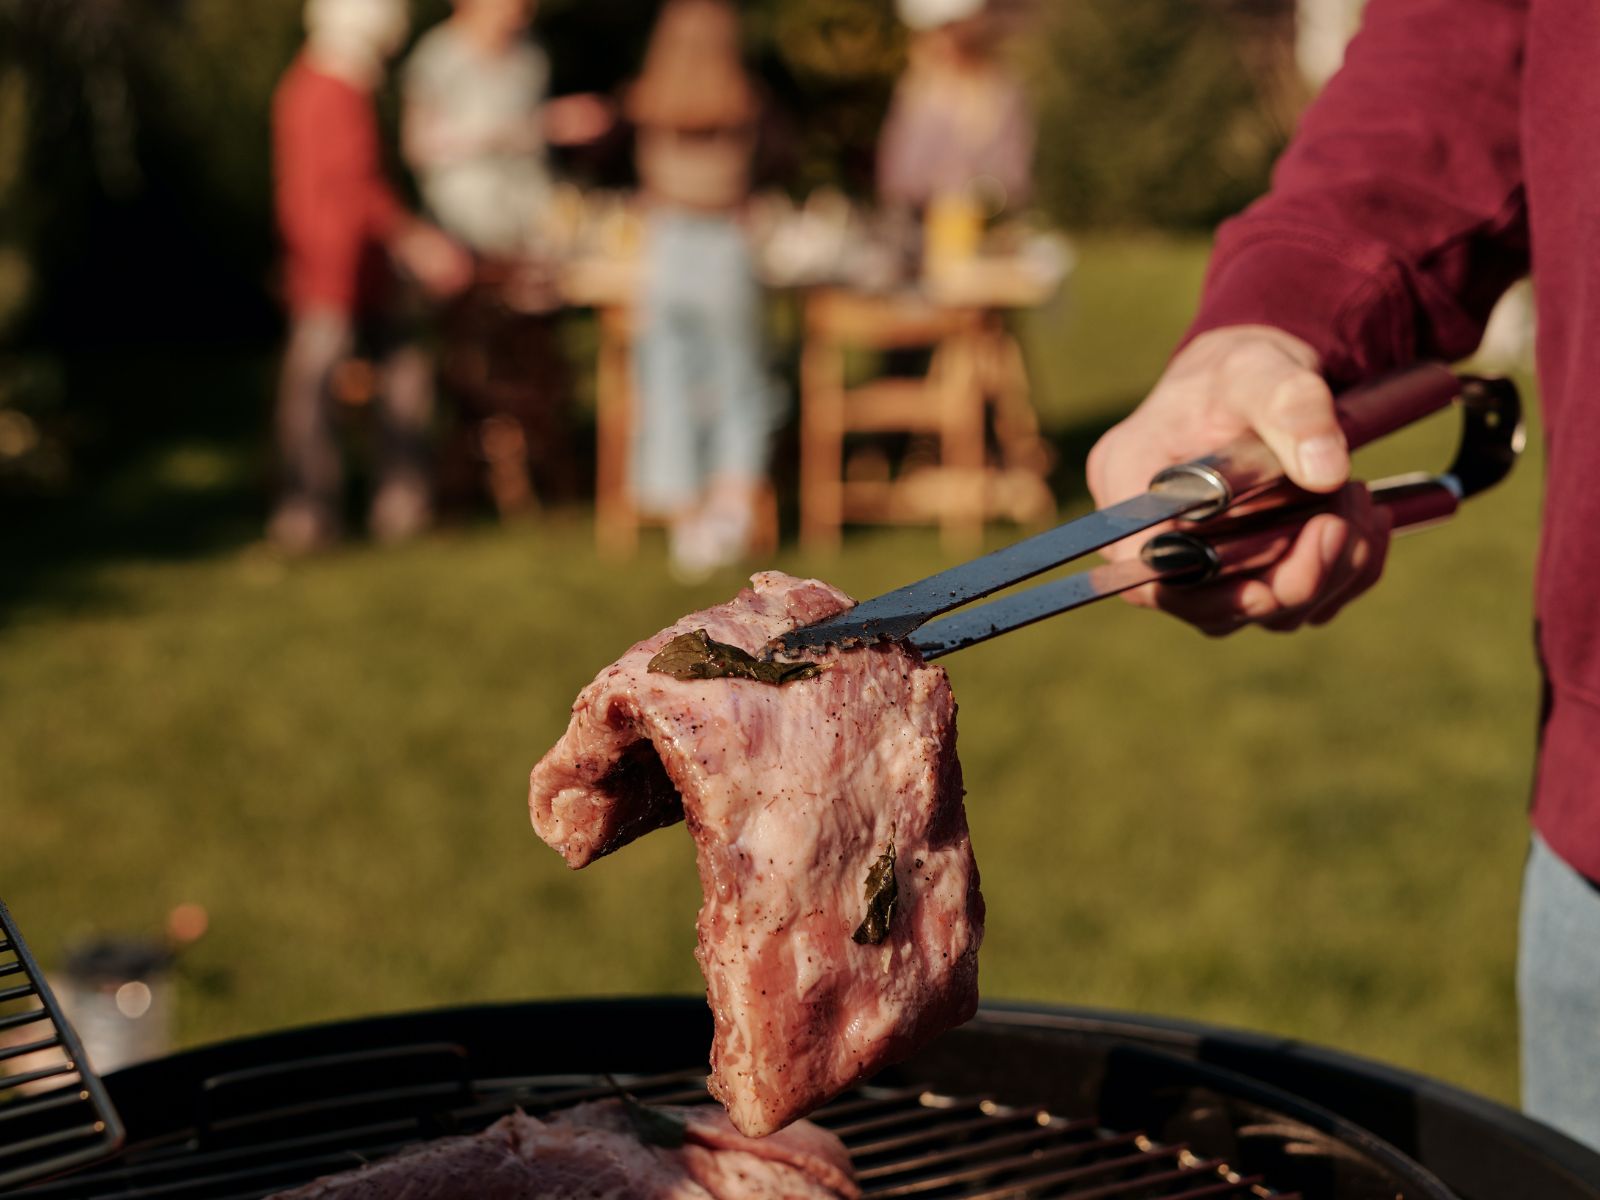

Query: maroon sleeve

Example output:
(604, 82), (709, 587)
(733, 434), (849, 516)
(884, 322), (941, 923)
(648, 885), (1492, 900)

(1185, 0), (1530, 385)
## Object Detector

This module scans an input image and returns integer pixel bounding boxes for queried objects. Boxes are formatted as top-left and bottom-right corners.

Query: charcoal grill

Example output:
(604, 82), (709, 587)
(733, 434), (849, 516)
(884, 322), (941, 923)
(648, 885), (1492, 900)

(5, 997), (1598, 1200)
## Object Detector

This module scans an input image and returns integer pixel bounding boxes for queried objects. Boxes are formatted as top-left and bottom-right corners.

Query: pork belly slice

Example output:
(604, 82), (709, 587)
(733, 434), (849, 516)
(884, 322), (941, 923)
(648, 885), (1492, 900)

(562, 1100), (860, 1200)
(267, 1100), (857, 1200)
(529, 571), (984, 1137)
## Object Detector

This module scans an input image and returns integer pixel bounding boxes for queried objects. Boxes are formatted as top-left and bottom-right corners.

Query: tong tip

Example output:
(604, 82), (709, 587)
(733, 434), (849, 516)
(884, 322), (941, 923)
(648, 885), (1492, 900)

(765, 614), (922, 660)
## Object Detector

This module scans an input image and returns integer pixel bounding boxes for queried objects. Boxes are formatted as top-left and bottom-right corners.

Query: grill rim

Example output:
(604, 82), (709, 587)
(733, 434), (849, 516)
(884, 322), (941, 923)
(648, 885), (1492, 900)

(13, 996), (1599, 1200)
(977, 1000), (1600, 1199)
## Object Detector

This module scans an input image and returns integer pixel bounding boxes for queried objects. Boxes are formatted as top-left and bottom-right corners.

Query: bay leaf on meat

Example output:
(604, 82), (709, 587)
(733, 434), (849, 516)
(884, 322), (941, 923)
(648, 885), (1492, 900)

(626, 1100), (689, 1149)
(648, 629), (822, 686)
(852, 841), (898, 946)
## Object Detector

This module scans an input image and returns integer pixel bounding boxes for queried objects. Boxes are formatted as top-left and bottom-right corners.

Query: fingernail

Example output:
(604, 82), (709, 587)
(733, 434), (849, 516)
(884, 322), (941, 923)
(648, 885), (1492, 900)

(1242, 582), (1277, 619)
(1319, 518), (1344, 566)
(1297, 436), (1347, 489)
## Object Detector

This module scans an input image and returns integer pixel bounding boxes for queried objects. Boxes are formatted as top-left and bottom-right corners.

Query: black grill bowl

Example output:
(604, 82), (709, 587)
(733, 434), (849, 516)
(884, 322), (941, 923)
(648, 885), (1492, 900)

(978, 1002), (1600, 1200)
(4, 998), (1597, 1200)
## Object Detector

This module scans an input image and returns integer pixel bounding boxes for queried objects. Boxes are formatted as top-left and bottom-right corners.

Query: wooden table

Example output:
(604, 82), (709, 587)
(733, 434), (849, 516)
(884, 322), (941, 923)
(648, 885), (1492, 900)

(562, 250), (1063, 557)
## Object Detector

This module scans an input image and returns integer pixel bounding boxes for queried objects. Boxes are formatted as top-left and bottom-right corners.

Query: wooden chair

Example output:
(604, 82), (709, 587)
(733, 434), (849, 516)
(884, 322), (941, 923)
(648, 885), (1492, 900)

(799, 288), (1053, 554)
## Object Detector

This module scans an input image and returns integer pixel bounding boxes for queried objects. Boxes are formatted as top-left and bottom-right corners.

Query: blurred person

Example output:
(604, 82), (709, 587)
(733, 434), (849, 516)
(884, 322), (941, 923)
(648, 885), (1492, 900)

(400, 0), (612, 259)
(270, 0), (472, 554)
(877, 0), (1035, 223)
(627, 0), (773, 579)
(399, 0), (612, 518)
(1082, 0), (1600, 1152)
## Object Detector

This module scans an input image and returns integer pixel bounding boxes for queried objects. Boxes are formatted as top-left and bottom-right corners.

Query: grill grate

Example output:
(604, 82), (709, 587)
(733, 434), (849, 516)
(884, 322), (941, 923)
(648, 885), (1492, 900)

(0, 902), (123, 1190)
(6, 1056), (1291, 1199)
(806, 1082), (1284, 1200)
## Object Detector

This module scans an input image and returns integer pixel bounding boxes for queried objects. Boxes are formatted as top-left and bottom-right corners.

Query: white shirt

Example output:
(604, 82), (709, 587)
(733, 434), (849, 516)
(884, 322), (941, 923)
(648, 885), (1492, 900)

(402, 24), (551, 256)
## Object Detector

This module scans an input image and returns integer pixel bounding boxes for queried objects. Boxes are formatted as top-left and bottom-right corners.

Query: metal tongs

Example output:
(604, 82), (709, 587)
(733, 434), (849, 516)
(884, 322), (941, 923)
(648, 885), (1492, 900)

(769, 363), (1524, 662)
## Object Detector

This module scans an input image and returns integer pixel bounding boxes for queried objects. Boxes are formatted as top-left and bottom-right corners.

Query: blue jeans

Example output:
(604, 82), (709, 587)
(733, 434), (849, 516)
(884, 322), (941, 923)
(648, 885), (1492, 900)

(631, 210), (772, 514)
(1519, 832), (1600, 1151)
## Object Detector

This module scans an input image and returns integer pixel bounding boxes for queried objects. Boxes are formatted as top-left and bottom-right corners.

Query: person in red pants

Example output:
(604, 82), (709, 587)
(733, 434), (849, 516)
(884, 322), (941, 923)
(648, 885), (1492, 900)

(270, 0), (472, 553)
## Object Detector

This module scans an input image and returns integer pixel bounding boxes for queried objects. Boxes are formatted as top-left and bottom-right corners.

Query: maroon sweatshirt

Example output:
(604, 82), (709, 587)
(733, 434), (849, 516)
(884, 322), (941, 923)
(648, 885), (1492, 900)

(1183, 0), (1600, 878)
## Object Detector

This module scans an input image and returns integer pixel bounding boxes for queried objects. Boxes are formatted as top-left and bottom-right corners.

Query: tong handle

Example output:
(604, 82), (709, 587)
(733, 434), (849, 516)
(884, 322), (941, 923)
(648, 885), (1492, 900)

(1149, 361), (1466, 519)
(1144, 372), (1524, 584)
(1139, 476), (1450, 583)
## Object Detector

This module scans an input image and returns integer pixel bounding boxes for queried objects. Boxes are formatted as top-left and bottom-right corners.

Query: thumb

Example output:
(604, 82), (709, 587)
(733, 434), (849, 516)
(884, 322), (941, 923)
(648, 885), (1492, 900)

(1240, 369), (1349, 493)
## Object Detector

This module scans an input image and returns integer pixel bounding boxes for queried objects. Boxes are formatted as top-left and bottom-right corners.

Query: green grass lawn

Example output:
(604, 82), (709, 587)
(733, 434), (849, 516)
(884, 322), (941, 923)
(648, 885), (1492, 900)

(0, 235), (1543, 1106)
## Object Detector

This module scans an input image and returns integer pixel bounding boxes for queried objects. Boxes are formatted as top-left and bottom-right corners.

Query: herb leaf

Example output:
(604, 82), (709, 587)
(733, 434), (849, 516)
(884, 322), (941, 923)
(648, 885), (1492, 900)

(852, 841), (898, 945)
(648, 629), (823, 686)
(627, 1099), (690, 1149)
(604, 1074), (690, 1148)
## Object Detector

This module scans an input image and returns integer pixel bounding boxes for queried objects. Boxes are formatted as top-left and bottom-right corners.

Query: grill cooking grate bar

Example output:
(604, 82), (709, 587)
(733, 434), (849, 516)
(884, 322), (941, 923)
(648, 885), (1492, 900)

(0, 902), (124, 1191)
(833, 1099), (998, 1139)
(818, 1088), (1271, 1199)
(854, 1109), (1094, 1167)
(862, 1130), (1145, 1191)
(5, 1059), (1291, 1199)
(865, 1135), (1152, 1197)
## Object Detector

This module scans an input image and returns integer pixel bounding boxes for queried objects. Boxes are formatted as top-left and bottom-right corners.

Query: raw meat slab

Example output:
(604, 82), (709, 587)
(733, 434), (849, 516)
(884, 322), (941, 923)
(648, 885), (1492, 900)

(529, 572), (984, 1136)
(269, 1100), (857, 1199)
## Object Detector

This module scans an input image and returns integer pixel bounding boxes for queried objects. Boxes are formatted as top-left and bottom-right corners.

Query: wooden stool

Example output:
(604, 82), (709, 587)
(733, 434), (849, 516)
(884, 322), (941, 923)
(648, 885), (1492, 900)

(799, 288), (1053, 554)
(594, 304), (638, 557)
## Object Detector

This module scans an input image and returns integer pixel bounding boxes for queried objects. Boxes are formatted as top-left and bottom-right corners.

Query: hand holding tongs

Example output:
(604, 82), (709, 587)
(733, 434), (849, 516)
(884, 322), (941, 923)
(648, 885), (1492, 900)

(769, 363), (1524, 662)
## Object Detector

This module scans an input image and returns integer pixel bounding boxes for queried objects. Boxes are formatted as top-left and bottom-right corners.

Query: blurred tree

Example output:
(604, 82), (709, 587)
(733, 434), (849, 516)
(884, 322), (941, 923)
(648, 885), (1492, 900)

(0, 0), (298, 352)
(1026, 0), (1289, 229)
(0, 0), (160, 493)
(0, 0), (1290, 358)
(746, 0), (903, 192)
(135, 0), (303, 294)
(0, 0), (141, 343)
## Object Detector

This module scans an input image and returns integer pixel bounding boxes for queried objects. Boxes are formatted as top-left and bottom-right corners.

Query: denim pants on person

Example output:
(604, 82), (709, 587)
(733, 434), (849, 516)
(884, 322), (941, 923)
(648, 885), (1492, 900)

(1519, 831), (1600, 1152)
(631, 210), (772, 514)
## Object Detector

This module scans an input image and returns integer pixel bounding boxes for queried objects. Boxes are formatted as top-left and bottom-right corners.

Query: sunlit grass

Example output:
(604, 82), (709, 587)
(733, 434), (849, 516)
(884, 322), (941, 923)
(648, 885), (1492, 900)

(0, 235), (1542, 1105)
